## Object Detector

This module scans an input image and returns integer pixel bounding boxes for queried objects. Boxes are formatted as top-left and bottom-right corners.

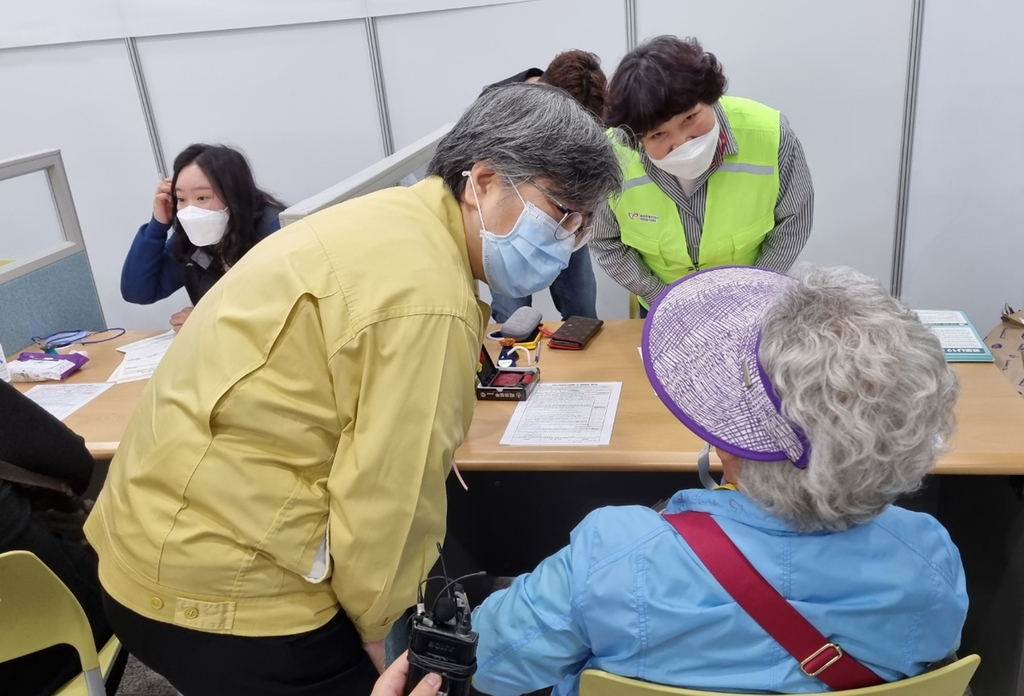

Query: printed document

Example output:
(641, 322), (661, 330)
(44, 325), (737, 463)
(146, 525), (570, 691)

(22, 383), (113, 421)
(109, 330), (175, 383)
(500, 382), (621, 446)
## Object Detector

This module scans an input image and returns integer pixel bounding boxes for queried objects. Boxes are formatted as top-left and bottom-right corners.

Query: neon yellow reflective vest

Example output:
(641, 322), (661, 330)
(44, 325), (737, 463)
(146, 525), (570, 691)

(611, 96), (780, 307)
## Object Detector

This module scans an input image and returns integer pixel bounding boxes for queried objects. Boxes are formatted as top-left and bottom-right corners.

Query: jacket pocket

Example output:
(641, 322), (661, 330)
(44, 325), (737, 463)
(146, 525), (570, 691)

(252, 476), (332, 584)
(731, 214), (775, 260)
(620, 226), (661, 257)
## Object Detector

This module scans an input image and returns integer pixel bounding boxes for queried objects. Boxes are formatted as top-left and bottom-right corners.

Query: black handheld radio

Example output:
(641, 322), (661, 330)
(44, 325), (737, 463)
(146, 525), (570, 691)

(404, 548), (482, 696)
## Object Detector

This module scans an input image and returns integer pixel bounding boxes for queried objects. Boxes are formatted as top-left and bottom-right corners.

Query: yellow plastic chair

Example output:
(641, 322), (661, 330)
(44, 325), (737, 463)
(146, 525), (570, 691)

(0, 550), (123, 696)
(629, 293), (641, 319)
(580, 655), (980, 696)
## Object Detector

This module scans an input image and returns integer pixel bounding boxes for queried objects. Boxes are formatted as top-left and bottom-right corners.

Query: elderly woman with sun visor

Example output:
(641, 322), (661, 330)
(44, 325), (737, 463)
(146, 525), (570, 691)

(470, 265), (968, 696)
(85, 82), (621, 696)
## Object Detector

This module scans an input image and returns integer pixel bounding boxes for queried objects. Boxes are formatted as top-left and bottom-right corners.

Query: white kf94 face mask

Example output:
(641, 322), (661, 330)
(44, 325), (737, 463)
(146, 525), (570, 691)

(650, 119), (721, 180)
(176, 206), (229, 247)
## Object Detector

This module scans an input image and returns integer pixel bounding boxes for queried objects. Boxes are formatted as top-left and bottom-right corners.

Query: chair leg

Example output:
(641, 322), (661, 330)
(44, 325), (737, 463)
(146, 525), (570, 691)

(105, 645), (129, 696)
(84, 667), (105, 696)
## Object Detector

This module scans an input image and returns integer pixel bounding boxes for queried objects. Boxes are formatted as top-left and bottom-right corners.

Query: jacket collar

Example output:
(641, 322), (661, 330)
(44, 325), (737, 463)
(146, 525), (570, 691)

(411, 176), (477, 298)
(663, 487), (830, 536)
(713, 99), (739, 156)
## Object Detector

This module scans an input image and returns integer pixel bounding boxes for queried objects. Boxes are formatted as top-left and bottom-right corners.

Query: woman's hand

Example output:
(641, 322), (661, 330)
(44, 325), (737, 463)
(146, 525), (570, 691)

(170, 306), (193, 333)
(153, 177), (174, 225)
(371, 652), (441, 696)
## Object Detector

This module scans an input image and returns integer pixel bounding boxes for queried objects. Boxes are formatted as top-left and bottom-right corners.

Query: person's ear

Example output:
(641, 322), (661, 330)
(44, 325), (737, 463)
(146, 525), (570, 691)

(464, 163), (501, 210)
(714, 447), (742, 484)
(713, 447), (737, 466)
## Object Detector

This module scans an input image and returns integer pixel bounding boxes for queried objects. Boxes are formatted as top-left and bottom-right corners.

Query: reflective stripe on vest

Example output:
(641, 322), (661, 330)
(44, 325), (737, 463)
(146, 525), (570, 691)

(610, 96), (781, 306)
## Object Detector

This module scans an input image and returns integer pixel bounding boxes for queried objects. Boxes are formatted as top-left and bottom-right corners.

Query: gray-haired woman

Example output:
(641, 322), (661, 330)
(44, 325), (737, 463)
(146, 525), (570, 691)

(86, 82), (621, 696)
(471, 265), (968, 696)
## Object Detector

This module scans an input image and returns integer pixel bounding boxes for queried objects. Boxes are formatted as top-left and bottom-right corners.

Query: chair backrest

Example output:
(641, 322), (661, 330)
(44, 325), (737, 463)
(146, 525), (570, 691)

(0, 550), (100, 671)
(579, 656), (980, 696)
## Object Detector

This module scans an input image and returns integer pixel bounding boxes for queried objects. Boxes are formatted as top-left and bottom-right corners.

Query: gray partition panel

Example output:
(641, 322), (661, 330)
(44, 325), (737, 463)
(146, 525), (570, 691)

(0, 251), (106, 354)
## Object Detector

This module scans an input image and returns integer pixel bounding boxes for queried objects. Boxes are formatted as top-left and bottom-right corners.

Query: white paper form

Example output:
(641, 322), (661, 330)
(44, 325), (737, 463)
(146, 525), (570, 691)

(915, 310), (968, 325)
(500, 382), (622, 446)
(23, 383), (113, 421)
(108, 351), (163, 383)
(117, 330), (176, 355)
(108, 330), (175, 383)
(929, 326), (987, 352)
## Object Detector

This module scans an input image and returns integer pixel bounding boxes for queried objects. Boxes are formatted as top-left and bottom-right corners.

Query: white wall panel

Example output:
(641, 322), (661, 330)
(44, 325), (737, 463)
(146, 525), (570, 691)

(637, 0), (914, 289)
(0, 1), (532, 50)
(0, 40), (176, 331)
(137, 21), (384, 210)
(900, 0), (1024, 328)
(377, 0), (630, 319)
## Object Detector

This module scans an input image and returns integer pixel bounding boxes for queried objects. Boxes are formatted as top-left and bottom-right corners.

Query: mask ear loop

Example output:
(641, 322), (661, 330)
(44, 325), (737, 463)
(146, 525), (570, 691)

(697, 442), (719, 490)
(462, 171), (488, 234)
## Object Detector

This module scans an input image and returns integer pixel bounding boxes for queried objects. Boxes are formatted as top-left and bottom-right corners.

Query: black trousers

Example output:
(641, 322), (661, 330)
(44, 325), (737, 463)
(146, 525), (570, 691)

(102, 591), (379, 696)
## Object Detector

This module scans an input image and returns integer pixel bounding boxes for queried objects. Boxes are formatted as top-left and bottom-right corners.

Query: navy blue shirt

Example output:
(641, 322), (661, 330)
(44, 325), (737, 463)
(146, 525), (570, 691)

(120, 211), (281, 305)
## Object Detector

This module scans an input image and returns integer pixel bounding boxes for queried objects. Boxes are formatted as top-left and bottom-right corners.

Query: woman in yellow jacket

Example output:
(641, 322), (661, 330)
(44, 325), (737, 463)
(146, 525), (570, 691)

(85, 83), (621, 696)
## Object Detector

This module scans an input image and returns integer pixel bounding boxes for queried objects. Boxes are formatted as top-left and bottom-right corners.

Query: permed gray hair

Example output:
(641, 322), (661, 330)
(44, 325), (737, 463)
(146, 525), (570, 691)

(427, 82), (622, 211)
(736, 265), (960, 532)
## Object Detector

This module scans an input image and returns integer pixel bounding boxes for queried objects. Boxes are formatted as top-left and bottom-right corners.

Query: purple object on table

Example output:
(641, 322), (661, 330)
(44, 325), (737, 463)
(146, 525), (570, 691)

(16, 351), (89, 380)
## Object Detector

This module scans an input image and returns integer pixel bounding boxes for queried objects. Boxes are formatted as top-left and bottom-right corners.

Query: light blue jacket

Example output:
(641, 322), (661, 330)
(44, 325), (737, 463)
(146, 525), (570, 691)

(472, 488), (967, 696)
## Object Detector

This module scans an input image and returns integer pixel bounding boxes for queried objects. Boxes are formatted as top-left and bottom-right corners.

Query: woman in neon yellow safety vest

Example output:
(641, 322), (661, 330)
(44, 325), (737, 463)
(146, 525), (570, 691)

(591, 35), (814, 315)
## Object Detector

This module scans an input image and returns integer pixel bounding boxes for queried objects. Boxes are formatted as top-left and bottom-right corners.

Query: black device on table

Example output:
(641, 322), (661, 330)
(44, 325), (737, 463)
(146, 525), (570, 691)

(475, 345), (539, 401)
(404, 548), (481, 696)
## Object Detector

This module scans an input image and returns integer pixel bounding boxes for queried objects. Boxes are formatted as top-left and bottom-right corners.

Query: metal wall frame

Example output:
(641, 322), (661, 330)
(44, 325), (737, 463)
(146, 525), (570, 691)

(125, 37), (168, 179)
(365, 16), (396, 158)
(890, 0), (926, 298)
(625, 0), (637, 51)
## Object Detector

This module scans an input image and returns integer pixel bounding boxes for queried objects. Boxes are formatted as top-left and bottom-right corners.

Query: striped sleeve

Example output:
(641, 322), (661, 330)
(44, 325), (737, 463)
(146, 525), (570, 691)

(589, 201), (668, 307)
(755, 114), (814, 273)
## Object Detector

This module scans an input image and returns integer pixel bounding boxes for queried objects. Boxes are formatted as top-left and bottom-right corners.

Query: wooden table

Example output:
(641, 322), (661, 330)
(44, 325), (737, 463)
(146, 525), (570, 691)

(10, 322), (1024, 473)
(9, 330), (160, 459)
(456, 320), (1024, 475)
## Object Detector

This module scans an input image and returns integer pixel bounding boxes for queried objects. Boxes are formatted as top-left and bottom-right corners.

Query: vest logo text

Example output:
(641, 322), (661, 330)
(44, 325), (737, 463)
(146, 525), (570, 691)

(627, 212), (659, 223)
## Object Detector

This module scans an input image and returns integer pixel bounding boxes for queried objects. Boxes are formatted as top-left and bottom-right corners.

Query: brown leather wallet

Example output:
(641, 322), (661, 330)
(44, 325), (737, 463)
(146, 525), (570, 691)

(548, 316), (604, 350)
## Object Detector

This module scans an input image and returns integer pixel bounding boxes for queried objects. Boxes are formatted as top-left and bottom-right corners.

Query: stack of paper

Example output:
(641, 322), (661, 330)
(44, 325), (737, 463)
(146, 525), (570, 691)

(108, 330), (176, 383)
(915, 310), (994, 363)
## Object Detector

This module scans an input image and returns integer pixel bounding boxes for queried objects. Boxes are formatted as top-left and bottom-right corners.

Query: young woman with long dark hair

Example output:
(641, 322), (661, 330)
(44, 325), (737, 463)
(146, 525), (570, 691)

(121, 144), (286, 331)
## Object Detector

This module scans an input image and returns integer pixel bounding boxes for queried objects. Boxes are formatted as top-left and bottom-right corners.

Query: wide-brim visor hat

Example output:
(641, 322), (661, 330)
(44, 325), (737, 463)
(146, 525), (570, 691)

(642, 266), (810, 468)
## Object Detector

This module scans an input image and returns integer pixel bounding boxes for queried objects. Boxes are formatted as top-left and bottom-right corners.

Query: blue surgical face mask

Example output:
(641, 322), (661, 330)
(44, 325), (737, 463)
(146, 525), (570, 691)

(465, 172), (573, 298)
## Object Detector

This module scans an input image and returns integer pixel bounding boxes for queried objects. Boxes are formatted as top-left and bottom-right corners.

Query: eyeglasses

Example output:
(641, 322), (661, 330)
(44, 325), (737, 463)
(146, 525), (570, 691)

(529, 184), (593, 250)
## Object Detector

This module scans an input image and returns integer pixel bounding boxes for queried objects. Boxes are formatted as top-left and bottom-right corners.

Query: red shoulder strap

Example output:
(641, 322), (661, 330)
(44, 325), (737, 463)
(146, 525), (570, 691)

(664, 511), (884, 690)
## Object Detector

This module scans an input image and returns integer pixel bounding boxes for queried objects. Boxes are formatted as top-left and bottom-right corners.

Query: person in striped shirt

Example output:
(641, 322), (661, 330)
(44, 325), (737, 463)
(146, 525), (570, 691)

(592, 35), (814, 315)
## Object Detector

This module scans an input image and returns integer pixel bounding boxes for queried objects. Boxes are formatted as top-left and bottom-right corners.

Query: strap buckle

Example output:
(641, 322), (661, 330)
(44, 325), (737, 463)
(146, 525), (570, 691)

(800, 643), (844, 677)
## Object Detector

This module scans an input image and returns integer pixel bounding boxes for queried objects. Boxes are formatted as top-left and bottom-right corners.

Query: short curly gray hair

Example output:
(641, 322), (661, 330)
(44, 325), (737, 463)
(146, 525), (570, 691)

(736, 265), (959, 532)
